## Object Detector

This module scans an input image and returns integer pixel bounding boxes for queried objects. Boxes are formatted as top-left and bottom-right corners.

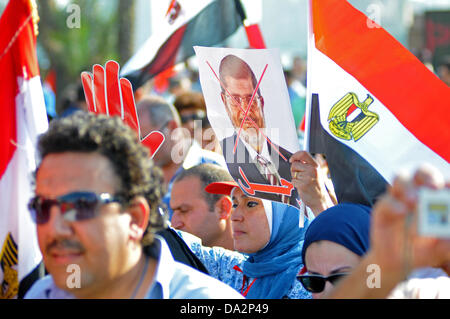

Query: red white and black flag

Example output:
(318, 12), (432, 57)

(0, 0), (48, 298)
(305, 0), (450, 206)
(121, 0), (246, 89)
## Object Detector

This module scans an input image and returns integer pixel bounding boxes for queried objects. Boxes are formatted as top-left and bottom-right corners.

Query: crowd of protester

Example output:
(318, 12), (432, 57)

(22, 58), (450, 300)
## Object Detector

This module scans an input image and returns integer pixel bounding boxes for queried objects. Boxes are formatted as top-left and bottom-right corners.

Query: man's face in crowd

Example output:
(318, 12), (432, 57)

(137, 107), (173, 167)
(35, 152), (133, 293)
(221, 75), (265, 137)
(170, 176), (222, 247)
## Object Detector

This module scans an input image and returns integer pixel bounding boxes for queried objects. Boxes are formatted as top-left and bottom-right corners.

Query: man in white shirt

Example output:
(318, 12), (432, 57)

(24, 112), (242, 299)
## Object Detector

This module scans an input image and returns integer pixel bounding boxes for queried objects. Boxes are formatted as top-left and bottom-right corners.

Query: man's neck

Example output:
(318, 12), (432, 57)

(210, 233), (235, 251)
(70, 251), (157, 299)
(241, 132), (265, 155)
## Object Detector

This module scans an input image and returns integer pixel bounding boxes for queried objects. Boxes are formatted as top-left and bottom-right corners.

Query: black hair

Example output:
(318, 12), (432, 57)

(219, 54), (261, 96)
(36, 111), (166, 244)
(173, 163), (233, 211)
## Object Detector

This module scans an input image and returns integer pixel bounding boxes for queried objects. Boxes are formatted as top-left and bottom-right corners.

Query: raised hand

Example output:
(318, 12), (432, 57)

(289, 151), (335, 216)
(81, 61), (164, 158)
(370, 165), (450, 274)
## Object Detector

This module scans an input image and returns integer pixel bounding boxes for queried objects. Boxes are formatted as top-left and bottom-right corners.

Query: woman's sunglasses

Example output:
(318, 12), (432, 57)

(28, 191), (122, 224)
(296, 273), (350, 293)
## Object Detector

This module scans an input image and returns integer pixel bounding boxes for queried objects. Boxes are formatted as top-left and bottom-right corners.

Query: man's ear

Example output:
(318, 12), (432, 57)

(127, 196), (150, 241)
(260, 96), (264, 111)
(216, 196), (232, 220)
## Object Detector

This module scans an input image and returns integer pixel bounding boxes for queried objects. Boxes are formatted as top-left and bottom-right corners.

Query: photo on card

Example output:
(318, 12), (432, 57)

(194, 46), (301, 208)
(418, 188), (450, 239)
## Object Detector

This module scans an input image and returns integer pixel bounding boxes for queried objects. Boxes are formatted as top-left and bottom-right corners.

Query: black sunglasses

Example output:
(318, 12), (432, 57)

(296, 273), (350, 293)
(28, 191), (122, 224)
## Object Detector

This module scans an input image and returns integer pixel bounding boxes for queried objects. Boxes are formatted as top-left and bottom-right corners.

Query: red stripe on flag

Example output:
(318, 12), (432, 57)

(44, 69), (57, 93)
(312, 0), (450, 162)
(0, 0), (40, 177)
(147, 25), (187, 76)
(244, 23), (266, 49)
(346, 104), (357, 118)
(299, 115), (305, 132)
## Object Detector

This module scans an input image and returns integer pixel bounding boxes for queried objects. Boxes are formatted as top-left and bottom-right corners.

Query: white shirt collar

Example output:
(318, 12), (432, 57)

(239, 133), (271, 162)
(144, 235), (175, 298)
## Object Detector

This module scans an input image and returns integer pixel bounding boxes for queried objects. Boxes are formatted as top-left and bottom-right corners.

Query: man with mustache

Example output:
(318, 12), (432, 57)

(24, 112), (242, 299)
(219, 54), (299, 207)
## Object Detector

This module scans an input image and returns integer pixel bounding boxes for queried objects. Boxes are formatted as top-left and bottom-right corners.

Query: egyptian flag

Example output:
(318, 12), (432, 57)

(121, 0), (246, 88)
(0, 0), (48, 298)
(305, 0), (450, 206)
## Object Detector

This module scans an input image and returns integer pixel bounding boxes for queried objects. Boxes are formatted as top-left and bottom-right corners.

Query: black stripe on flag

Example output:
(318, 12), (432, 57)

(125, 0), (246, 89)
(309, 93), (388, 207)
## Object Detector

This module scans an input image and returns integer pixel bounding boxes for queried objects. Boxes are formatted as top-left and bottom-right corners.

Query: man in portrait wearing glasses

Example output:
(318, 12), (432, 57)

(24, 112), (242, 299)
(219, 54), (300, 207)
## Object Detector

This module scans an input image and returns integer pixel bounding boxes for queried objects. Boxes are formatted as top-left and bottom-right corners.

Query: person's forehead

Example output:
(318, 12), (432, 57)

(305, 240), (359, 271)
(171, 176), (205, 203)
(223, 75), (254, 93)
(231, 187), (255, 201)
(36, 152), (119, 197)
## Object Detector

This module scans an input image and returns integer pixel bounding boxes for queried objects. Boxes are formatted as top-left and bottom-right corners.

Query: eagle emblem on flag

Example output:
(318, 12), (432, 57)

(0, 233), (18, 299)
(166, 0), (182, 25)
(328, 92), (379, 141)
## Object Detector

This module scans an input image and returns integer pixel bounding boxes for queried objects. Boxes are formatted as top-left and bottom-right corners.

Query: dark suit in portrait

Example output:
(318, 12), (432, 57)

(220, 133), (300, 208)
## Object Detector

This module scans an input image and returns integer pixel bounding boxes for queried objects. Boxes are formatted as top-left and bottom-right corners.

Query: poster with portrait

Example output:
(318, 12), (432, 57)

(194, 46), (302, 210)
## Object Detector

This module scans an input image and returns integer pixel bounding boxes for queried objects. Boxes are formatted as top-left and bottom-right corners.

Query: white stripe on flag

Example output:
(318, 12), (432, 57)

(121, 0), (214, 76)
(0, 76), (47, 287)
(309, 46), (450, 182)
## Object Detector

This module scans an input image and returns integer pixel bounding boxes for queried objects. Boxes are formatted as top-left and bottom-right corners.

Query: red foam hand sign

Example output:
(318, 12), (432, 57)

(141, 131), (165, 159)
(81, 61), (164, 158)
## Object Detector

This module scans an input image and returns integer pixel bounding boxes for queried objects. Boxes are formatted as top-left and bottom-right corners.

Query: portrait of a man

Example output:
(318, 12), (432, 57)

(217, 54), (299, 206)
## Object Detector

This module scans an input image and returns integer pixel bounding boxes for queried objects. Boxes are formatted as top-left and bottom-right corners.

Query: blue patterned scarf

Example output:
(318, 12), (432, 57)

(242, 201), (310, 299)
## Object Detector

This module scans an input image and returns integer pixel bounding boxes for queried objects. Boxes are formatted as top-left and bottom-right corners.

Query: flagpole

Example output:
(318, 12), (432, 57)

(304, 0), (313, 152)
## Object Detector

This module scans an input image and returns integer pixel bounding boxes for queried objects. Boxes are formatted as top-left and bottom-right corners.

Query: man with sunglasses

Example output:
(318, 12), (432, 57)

(24, 112), (242, 299)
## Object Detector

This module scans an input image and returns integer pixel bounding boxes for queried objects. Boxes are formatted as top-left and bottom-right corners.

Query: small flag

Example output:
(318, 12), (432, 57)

(121, 0), (246, 89)
(305, 0), (450, 206)
(244, 22), (266, 49)
(0, 0), (48, 298)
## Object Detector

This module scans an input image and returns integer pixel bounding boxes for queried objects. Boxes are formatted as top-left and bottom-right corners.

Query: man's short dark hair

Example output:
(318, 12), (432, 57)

(137, 95), (181, 128)
(36, 111), (165, 244)
(173, 91), (206, 113)
(219, 54), (260, 96)
(173, 163), (233, 211)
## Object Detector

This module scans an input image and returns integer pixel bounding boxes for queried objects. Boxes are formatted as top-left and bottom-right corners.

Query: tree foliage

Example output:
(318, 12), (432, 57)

(36, 0), (135, 113)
